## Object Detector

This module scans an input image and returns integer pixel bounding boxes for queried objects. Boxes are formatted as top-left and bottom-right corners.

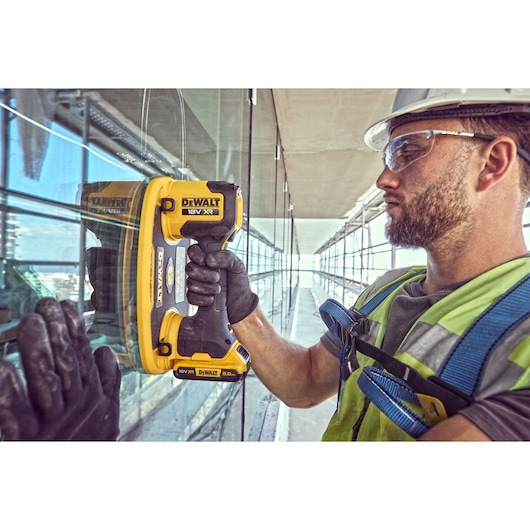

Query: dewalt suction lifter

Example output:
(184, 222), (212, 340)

(81, 177), (250, 382)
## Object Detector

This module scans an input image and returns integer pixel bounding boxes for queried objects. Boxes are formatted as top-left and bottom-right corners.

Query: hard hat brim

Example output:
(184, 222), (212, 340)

(364, 89), (530, 151)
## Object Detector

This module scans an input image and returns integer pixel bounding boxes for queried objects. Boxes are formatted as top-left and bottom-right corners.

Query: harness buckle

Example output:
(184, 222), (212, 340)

(340, 309), (370, 382)
(346, 308), (370, 336)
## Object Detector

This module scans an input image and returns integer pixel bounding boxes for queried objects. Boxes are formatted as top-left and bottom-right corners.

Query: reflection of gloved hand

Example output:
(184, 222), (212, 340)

(0, 298), (121, 441)
(186, 244), (259, 324)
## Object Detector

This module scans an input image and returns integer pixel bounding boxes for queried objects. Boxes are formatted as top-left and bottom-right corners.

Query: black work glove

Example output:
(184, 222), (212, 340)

(0, 298), (121, 441)
(186, 244), (259, 324)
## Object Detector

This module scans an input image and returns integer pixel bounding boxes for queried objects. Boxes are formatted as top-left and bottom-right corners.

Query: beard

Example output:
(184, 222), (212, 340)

(385, 162), (473, 250)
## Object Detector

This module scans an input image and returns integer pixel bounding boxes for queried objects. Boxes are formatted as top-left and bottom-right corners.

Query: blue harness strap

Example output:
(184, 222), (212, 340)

(319, 272), (530, 439)
(359, 273), (425, 315)
(438, 273), (530, 396)
(319, 298), (370, 396)
(356, 366), (431, 439)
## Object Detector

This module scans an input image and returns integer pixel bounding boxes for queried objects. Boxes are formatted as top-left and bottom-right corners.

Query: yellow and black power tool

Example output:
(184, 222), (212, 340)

(81, 177), (250, 382)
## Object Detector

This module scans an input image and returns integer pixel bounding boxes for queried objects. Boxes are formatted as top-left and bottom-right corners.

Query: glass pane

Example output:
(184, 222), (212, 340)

(0, 89), (252, 440)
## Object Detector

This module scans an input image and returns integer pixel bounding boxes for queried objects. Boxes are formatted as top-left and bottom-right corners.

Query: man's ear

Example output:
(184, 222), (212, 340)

(476, 136), (518, 192)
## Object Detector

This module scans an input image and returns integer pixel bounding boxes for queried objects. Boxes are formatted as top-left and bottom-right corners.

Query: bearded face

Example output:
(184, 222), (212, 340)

(385, 155), (474, 250)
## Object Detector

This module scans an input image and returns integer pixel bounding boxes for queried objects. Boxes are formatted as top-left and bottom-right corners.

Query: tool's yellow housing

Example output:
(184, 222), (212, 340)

(83, 177), (250, 382)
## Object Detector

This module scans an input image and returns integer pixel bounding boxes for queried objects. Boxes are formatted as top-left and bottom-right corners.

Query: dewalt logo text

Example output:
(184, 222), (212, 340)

(197, 369), (221, 378)
(88, 196), (132, 215)
(182, 198), (221, 207)
(181, 197), (221, 216)
(156, 247), (164, 308)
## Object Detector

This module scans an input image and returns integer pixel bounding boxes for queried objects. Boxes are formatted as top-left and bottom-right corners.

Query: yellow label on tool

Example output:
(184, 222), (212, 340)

(196, 368), (221, 378)
(181, 196), (222, 217)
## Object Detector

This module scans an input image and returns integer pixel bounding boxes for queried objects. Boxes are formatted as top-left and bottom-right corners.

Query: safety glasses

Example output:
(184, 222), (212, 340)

(382, 129), (499, 173)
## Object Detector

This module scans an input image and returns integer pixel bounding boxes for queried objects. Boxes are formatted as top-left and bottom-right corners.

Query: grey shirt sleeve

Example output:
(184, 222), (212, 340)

(319, 329), (342, 358)
(459, 389), (530, 441)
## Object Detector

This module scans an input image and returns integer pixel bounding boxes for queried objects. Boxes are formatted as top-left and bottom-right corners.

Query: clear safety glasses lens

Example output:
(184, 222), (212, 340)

(382, 131), (436, 173)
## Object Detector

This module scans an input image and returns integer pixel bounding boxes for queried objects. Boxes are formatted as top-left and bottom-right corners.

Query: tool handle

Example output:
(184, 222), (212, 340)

(177, 236), (234, 359)
(198, 235), (228, 311)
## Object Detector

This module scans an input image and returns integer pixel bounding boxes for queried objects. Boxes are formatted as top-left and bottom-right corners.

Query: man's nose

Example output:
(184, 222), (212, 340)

(376, 166), (400, 190)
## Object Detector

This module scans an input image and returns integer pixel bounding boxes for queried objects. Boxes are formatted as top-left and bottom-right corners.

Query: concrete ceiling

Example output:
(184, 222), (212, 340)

(271, 88), (397, 254)
(81, 88), (398, 256)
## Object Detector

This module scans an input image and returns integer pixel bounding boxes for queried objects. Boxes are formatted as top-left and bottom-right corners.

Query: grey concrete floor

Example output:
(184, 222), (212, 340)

(283, 285), (337, 441)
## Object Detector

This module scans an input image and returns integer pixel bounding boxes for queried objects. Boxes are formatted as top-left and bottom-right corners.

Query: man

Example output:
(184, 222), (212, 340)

(187, 89), (530, 441)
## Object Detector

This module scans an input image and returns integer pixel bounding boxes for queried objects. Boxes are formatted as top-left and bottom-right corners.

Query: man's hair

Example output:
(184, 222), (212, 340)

(460, 113), (530, 197)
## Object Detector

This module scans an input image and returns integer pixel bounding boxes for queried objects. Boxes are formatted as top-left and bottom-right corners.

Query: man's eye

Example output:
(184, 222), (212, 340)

(395, 147), (422, 162)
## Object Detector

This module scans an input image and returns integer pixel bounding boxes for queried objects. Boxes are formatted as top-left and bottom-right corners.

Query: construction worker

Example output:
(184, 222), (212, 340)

(187, 89), (530, 441)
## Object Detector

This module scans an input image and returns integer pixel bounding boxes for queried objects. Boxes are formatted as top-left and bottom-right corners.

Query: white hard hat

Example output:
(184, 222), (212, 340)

(364, 88), (530, 150)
